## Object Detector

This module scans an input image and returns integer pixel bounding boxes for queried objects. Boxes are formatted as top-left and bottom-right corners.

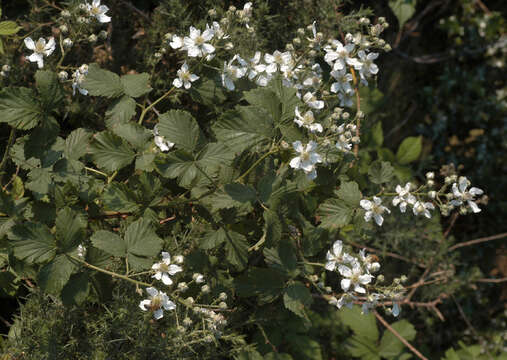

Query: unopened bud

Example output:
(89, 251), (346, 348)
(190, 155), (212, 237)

(377, 274), (385, 282)
(174, 255), (184, 264)
(309, 50), (317, 57)
(428, 191), (437, 199)
(383, 44), (392, 52)
(153, 52), (162, 59)
(77, 16), (86, 24)
(59, 24), (68, 34)
(63, 38), (73, 48)
(99, 30), (108, 40)
(183, 317), (193, 327)
(297, 28), (305, 36)
(201, 284), (210, 294)
(219, 292), (227, 301)
(228, 5), (236, 12)
(342, 112), (350, 120)
(58, 71), (68, 81)
(280, 140), (289, 149)
(78, 3), (87, 10)
(285, 43), (294, 51)
(219, 301), (227, 309)
(176, 325), (185, 334)
(208, 8), (217, 17)
(185, 296), (195, 305)
(426, 172), (435, 180)
(293, 37), (301, 45)
(177, 282), (188, 292)
(2, 64), (11, 72)
(224, 42), (234, 50)
(193, 273), (205, 283)
(61, 9), (71, 17)
(359, 17), (370, 25)
(324, 286), (332, 293)
(400, 275), (408, 283)
(88, 34), (97, 43)
(427, 179), (435, 187)
(345, 33), (354, 42)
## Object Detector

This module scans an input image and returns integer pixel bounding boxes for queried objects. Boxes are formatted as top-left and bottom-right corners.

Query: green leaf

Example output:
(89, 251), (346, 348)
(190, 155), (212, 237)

(38, 254), (76, 295)
(235, 267), (286, 303)
(339, 305), (379, 343)
(24, 117), (60, 164)
(189, 78), (226, 106)
(396, 136), (422, 165)
(124, 218), (163, 270)
(102, 182), (140, 212)
(265, 353), (293, 360)
(283, 282), (313, 318)
(213, 106), (274, 153)
(55, 207), (87, 253)
(318, 198), (353, 230)
(155, 150), (199, 188)
(368, 161), (394, 184)
(200, 228), (227, 250)
(389, 0), (417, 29)
(120, 73), (152, 98)
(0, 87), (42, 130)
(336, 181), (362, 207)
(82, 63), (124, 98)
(223, 229), (249, 270)
(90, 230), (125, 256)
(65, 128), (92, 160)
(35, 70), (64, 110)
(243, 88), (281, 123)
(89, 131), (136, 172)
(61, 272), (90, 306)
(268, 78), (301, 123)
(224, 183), (257, 203)
(378, 319), (416, 358)
(8, 222), (56, 263)
(263, 209), (282, 248)
(111, 122), (151, 150)
(288, 335), (323, 360)
(0, 21), (21, 35)
(105, 95), (137, 127)
(372, 122), (383, 147)
(347, 336), (381, 360)
(26, 167), (52, 194)
(157, 110), (201, 152)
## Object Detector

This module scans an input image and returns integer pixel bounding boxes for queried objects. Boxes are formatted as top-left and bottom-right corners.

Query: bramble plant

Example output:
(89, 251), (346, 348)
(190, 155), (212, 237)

(0, 1), (500, 359)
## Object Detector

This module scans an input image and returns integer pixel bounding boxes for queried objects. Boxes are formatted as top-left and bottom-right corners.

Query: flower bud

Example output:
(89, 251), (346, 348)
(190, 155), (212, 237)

(280, 140), (289, 149)
(88, 34), (98, 43)
(176, 325), (185, 334)
(342, 112), (350, 120)
(324, 286), (332, 293)
(58, 71), (68, 81)
(428, 191), (437, 199)
(2, 64), (11, 72)
(377, 274), (385, 282)
(79, 64), (89, 73)
(400, 275), (408, 283)
(383, 22), (390, 29)
(78, 3), (87, 10)
(185, 296), (195, 305)
(427, 180), (435, 187)
(99, 30), (108, 40)
(359, 17), (370, 25)
(177, 282), (188, 292)
(61, 9), (71, 17)
(193, 273), (205, 283)
(378, 17), (386, 24)
(183, 317), (193, 327)
(63, 38), (73, 48)
(77, 16), (86, 24)
(163, 33), (173, 40)
(297, 28), (305, 35)
(292, 37), (301, 46)
(219, 292), (228, 301)
(369, 262), (381, 273)
(345, 33), (354, 42)
(286, 43), (294, 51)
(154, 52), (162, 59)
(201, 284), (210, 294)
(59, 24), (69, 34)
(174, 255), (184, 264)
(309, 50), (317, 57)
(383, 44), (392, 52)
(224, 42), (234, 50)
(219, 301), (227, 309)
(208, 8), (217, 17)
(450, 175), (458, 182)
(426, 172), (435, 180)
(228, 5), (236, 12)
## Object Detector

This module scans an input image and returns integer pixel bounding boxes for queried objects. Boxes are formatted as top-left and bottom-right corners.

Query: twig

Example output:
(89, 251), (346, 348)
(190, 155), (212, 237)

(475, 0), (491, 15)
(443, 212), (459, 238)
(475, 277), (507, 283)
(348, 241), (425, 268)
(159, 215), (176, 224)
(448, 232), (507, 252)
(374, 311), (429, 360)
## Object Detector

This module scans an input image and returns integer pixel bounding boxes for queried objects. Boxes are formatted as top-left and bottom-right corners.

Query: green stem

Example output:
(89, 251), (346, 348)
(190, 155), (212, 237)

(84, 166), (108, 178)
(236, 148), (278, 183)
(68, 255), (152, 288)
(0, 128), (16, 186)
(107, 171), (118, 184)
(301, 261), (326, 267)
(138, 87), (176, 125)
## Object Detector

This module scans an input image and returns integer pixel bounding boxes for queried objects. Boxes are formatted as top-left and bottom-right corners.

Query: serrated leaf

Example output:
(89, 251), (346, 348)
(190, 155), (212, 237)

(368, 161), (394, 184)
(89, 131), (136, 172)
(389, 0), (417, 29)
(288, 335), (323, 360)
(0, 21), (21, 35)
(372, 121), (383, 147)
(318, 198), (353, 230)
(200, 228), (227, 250)
(155, 150), (199, 188)
(396, 136), (422, 165)
(378, 319), (416, 357)
(120, 73), (152, 98)
(82, 63), (124, 98)
(263, 209), (282, 248)
(339, 305), (379, 343)
(124, 218), (163, 270)
(55, 207), (87, 253)
(157, 110), (201, 152)
(35, 70), (63, 109)
(90, 230), (125, 256)
(86, 246), (112, 268)
(189, 78), (226, 106)
(61, 272), (90, 306)
(37, 254), (76, 295)
(0, 87), (42, 130)
(224, 183), (257, 203)
(105, 95), (137, 127)
(24, 117), (60, 164)
(243, 88), (281, 123)
(224, 229), (249, 270)
(8, 222), (56, 263)
(336, 181), (361, 207)
(64, 128), (92, 160)
(347, 336), (381, 360)
(26, 167), (52, 194)
(267, 78), (301, 123)
(235, 267), (286, 303)
(213, 106), (274, 153)
(283, 282), (313, 318)
(111, 122), (151, 150)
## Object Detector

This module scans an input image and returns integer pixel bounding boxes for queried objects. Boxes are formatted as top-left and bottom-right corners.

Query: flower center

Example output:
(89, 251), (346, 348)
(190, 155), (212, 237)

(91, 6), (101, 15)
(303, 113), (314, 124)
(372, 204), (383, 215)
(159, 263), (170, 272)
(300, 151), (311, 162)
(150, 295), (163, 310)
(194, 35), (205, 46)
(35, 41), (46, 53)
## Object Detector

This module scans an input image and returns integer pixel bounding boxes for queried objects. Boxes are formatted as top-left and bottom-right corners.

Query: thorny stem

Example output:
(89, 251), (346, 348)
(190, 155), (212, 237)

(138, 87), (176, 125)
(0, 128), (16, 186)
(349, 67), (361, 158)
(236, 148), (278, 183)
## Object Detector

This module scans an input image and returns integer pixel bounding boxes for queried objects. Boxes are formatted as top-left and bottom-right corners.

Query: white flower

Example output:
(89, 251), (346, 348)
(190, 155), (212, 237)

(357, 50), (379, 79)
(72, 65), (89, 96)
(247, 51), (271, 86)
(338, 260), (373, 294)
(77, 244), (86, 258)
(193, 273), (205, 284)
(359, 249), (380, 274)
(86, 0), (111, 23)
(449, 177), (483, 213)
(338, 92), (354, 108)
(169, 35), (185, 50)
(302, 63), (323, 89)
(293, 107), (323, 133)
(325, 240), (353, 271)
(209, 22), (229, 39)
(139, 287), (176, 320)
(392, 183), (416, 213)
(221, 55), (248, 91)
(151, 252), (183, 285)
(264, 50), (292, 74)
(392, 302), (401, 317)
(329, 293), (356, 309)
(173, 62), (199, 89)
(24, 37), (56, 69)
(330, 69), (353, 94)
(184, 26), (215, 58)
(289, 140), (322, 180)
(153, 125), (174, 152)
(412, 201), (435, 218)
(360, 196), (391, 226)
(302, 91), (324, 110)
(323, 40), (359, 71)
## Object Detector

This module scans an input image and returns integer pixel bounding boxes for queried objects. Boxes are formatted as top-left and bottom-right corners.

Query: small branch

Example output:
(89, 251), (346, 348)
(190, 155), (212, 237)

(475, 277), (507, 283)
(448, 232), (507, 252)
(348, 241), (425, 268)
(374, 311), (429, 360)
(235, 149), (278, 183)
(443, 212), (459, 238)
